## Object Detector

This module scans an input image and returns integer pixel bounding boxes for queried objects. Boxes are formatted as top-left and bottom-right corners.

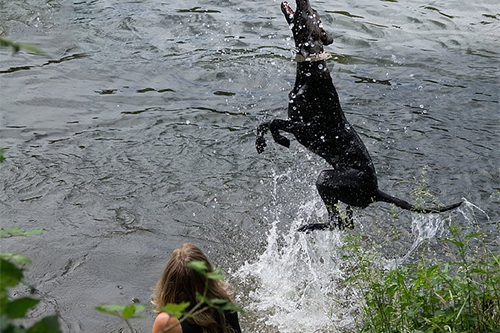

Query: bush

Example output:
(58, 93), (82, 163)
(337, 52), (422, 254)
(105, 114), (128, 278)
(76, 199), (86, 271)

(344, 225), (500, 333)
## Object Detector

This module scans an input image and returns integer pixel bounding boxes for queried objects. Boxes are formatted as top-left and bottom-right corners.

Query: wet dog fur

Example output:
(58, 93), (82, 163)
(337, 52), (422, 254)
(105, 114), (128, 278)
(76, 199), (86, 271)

(256, 0), (462, 231)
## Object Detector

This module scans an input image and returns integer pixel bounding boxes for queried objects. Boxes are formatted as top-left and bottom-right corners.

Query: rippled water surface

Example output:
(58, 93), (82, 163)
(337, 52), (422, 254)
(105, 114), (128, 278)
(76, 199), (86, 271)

(1, 0), (499, 332)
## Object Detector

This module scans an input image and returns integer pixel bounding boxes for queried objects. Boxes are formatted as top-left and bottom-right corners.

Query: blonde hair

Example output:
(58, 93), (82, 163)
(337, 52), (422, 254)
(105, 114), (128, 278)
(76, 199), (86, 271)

(152, 243), (234, 333)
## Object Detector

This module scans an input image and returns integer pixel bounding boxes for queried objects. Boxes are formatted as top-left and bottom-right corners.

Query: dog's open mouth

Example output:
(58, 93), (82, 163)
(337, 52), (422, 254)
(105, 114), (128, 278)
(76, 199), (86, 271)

(281, 1), (295, 20)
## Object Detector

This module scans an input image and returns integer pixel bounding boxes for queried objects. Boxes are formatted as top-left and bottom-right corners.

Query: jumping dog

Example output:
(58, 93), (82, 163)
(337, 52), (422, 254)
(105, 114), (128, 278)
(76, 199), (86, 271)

(256, 0), (462, 231)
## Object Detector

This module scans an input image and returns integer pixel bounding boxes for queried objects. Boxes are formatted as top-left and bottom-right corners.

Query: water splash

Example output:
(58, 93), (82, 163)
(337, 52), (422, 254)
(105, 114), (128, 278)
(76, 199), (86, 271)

(235, 166), (485, 332)
(236, 175), (361, 332)
(401, 213), (449, 261)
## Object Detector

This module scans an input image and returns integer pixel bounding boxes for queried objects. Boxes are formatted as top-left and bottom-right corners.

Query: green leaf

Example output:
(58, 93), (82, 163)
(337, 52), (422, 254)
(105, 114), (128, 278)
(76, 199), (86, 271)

(187, 261), (208, 273)
(95, 304), (126, 317)
(122, 304), (145, 319)
(0, 253), (32, 265)
(0, 228), (44, 238)
(6, 297), (40, 319)
(95, 304), (145, 319)
(23, 229), (45, 237)
(0, 259), (24, 289)
(206, 268), (226, 280)
(18, 43), (48, 56)
(465, 232), (484, 239)
(26, 314), (62, 333)
(131, 304), (146, 316)
(0, 38), (48, 56)
(442, 238), (464, 249)
(122, 305), (136, 319)
(163, 302), (190, 318)
(202, 298), (242, 313)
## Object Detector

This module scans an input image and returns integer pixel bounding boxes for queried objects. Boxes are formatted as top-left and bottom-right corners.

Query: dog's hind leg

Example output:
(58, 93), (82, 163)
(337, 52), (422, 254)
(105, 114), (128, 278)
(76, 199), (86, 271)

(343, 206), (354, 229)
(314, 169), (378, 230)
(297, 174), (344, 232)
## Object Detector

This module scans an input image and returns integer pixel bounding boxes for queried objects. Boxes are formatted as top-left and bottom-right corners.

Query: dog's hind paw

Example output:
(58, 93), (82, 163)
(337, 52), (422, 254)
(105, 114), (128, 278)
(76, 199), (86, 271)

(297, 223), (331, 233)
(275, 135), (290, 148)
(256, 136), (267, 153)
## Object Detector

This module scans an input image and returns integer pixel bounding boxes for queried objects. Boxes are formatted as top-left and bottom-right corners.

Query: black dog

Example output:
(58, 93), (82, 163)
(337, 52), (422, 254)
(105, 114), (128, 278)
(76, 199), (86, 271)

(256, 0), (462, 231)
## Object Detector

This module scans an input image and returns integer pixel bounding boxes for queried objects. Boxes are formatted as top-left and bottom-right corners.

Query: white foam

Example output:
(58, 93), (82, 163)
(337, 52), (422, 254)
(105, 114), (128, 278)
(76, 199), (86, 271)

(236, 199), (361, 332)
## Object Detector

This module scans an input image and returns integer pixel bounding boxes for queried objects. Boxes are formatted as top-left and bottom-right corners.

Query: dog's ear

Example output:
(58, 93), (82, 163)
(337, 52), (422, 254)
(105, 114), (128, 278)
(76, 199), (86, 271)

(321, 29), (333, 45)
(281, 1), (295, 25)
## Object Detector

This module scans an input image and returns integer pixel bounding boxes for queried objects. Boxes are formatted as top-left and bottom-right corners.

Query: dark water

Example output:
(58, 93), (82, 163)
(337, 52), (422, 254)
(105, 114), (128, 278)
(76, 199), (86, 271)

(1, 0), (499, 332)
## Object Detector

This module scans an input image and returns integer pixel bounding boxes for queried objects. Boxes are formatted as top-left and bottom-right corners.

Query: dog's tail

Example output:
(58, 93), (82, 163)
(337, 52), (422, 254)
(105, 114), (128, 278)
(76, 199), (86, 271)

(376, 190), (462, 213)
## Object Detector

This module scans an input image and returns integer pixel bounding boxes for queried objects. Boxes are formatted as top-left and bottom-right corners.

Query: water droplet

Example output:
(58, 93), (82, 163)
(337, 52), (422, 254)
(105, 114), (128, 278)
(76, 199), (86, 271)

(186, 120), (191, 124)
(318, 64), (323, 70)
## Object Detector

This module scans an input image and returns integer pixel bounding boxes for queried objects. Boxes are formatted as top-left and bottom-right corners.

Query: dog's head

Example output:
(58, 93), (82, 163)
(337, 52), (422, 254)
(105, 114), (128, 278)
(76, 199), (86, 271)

(281, 0), (333, 59)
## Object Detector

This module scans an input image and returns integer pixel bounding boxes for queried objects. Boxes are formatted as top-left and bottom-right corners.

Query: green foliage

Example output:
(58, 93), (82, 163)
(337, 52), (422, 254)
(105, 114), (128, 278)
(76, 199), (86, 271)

(0, 258), (62, 333)
(344, 226), (500, 333)
(95, 304), (146, 332)
(0, 148), (4, 163)
(0, 254), (32, 266)
(95, 304), (146, 319)
(0, 38), (47, 56)
(0, 228), (44, 239)
(162, 302), (191, 319)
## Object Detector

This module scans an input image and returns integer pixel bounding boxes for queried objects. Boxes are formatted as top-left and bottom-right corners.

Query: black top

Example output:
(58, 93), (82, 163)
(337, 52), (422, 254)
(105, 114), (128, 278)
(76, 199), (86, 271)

(180, 310), (241, 333)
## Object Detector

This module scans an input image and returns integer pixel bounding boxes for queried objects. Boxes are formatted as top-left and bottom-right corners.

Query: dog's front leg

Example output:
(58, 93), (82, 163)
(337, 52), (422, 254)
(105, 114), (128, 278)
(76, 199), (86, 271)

(256, 122), (271, 154)
(268, 119), (292, 148)
(256, 119), (302, 153)
(256, 120), (291, 153)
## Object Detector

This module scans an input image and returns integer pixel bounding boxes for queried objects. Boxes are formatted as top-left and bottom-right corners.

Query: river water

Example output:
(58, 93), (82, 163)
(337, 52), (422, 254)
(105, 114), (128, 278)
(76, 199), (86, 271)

(1, 0), (498, 332)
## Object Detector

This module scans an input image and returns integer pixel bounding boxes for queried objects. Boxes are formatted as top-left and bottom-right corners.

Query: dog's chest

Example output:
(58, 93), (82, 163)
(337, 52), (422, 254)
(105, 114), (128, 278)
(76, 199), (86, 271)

(288, 83), (313, 120)
(288, 81), (336, 123)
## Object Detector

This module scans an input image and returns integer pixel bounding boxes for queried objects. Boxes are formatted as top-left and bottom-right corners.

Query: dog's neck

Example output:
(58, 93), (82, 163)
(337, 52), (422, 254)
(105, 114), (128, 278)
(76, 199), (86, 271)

(295, 56), (332, 81)
(295, 51), (331, 63)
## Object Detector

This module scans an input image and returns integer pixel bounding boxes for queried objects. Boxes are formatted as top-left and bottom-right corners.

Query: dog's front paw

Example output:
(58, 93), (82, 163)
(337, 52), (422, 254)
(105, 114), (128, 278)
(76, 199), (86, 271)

(275, 135), (290, 148)
(256, 136), (267, 154)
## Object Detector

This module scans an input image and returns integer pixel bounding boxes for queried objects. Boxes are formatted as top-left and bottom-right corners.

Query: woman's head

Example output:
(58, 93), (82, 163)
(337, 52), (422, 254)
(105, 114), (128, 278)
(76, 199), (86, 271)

(152, 243), (228, 312)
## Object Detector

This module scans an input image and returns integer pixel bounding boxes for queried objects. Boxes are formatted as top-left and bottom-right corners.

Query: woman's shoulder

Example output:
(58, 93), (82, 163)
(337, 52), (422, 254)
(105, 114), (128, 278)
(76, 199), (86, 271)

(152, 312), (182, 333)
